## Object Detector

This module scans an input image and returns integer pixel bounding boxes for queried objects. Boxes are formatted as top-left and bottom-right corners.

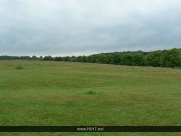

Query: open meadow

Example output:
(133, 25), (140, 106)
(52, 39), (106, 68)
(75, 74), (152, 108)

(0, 60), (181, 136)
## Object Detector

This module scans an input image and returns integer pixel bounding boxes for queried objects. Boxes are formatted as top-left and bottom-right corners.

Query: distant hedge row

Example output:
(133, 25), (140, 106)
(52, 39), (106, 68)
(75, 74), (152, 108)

(1, 48), (181, 68)
(73, 48), (181, 68)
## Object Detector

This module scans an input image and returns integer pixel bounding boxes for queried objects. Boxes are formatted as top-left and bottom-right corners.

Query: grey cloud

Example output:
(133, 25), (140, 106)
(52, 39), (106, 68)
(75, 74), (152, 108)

(0, 0), (181, 56)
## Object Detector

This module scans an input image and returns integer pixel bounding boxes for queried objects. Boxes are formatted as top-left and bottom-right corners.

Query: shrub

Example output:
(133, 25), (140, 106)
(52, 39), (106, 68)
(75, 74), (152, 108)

(15, 65), (24, 69)
(86, 91), (97, 95)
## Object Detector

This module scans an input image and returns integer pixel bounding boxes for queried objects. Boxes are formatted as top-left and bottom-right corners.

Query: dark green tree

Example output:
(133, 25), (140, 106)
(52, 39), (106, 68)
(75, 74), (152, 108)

(112, 54), (121, 65)
(55, 57), (62, 61)
(62, 56), (70, 61)
(25, 56), (32, 60)
(32, 55), (39, 60)
(121, 54), (133, 66)
(105, 54), (113, 64)
(88, 55), (97, 63)
(132, 53), (145, 66)
(86, 56), (91, 63)
(76, 56), (83, 62)
(82, 56), (87, 63)
(161, 48), (181, 68)
(145, 51), (162, 67)
(43, 55), (54, 61)
(39, 56), (43, 60)
(95, 54), (106, 63)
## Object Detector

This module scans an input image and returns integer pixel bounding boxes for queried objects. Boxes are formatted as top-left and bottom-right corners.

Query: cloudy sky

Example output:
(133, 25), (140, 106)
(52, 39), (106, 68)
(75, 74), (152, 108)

(0, 0), (181, 56)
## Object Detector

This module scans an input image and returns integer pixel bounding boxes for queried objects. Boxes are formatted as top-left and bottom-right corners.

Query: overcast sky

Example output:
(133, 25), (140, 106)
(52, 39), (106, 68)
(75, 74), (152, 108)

(0, 0), (181, 56)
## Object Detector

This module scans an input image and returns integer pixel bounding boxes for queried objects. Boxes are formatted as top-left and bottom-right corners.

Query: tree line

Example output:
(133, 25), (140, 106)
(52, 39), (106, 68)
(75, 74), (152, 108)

(1, 48), (181, 68)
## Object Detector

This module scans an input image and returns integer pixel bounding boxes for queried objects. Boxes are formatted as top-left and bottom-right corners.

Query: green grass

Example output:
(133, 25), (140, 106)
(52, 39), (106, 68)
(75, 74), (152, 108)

(0, 60), (181, 136)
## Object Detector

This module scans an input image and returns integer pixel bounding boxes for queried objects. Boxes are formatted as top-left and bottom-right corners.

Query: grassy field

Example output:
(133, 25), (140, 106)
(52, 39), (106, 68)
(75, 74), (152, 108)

(0, 60), (181, 136)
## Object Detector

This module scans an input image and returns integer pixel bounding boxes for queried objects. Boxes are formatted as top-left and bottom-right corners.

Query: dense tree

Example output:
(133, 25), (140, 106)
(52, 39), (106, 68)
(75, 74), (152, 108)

(161, 48), (181, 68)
(0, 55), (13, 60)
(82, 56), (87, 63)
(1, 48), (180, 68)
(70, 56), (76, 62)
(25, 56), (31, 60)
(86, 56), (91, 63)
(105, 54), (113, 64)
(62, 56), (70, 61)
(112, 54), (121, 65)
(95, 54), (106, 63)
(0, 55), (32, 60)
(32, 55), (39, 60)
(74, 56), (86, 62)
(39, 56), (43, 60)
(121, 54), (133, 66)
(145, 51), (162, 67)
(76, 56), (83, 62)
(132, 53), (145, 66)
(43, 55), (54, 61)
(55, 57), (62, 61)
(88, 55), (97, 63)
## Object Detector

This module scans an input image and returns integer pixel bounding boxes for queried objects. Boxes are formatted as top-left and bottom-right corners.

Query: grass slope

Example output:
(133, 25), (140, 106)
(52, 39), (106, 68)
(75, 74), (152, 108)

(0, 60), (181, 135)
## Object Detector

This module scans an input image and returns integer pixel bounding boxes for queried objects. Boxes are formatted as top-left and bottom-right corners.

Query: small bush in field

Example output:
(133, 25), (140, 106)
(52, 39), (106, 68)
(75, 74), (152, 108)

(86, 91), (97, 95)
(15, 65), (24, 69)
